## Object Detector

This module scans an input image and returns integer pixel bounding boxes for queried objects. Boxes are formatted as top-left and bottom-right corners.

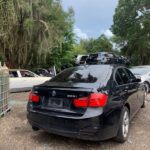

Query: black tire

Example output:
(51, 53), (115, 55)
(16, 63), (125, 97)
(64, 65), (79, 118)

(114, 107), (130, 143)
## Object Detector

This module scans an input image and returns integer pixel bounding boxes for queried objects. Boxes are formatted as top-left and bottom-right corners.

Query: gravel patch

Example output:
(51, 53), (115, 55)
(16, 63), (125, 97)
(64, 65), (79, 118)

(0, 92), (150, 150)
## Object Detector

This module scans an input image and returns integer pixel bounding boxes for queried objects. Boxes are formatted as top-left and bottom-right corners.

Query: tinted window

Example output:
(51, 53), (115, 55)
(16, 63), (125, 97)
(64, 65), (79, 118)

(117, 68), (129, 84)
(80, 56), (88, 61)
(20, 71), (35, 77)
(115, 72), (124, 85)
(124, 68), (136, 80)
(9, 71), (18, 78)
(51, 66), (110, 83)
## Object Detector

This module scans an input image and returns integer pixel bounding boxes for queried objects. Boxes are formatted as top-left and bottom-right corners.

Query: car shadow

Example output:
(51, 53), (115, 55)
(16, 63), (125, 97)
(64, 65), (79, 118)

(31, 131), (120, 149)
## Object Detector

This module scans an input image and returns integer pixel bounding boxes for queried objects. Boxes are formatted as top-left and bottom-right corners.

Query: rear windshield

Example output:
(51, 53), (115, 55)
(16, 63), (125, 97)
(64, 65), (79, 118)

(50, 65), (110, 83)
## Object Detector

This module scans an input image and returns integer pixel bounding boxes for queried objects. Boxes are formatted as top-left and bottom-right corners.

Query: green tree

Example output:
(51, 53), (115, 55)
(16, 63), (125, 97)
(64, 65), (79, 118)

(112, 0), (150, 65)
(79, 35), (113, 54)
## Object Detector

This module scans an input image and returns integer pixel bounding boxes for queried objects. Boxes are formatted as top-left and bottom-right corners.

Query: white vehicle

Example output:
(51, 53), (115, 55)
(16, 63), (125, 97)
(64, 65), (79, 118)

(75, 55), (88, 65)
(86, 52), (115, 64)
(75, 55), (84, 64)
(9, 69), (51, 92)
(130, 65), (150, 94)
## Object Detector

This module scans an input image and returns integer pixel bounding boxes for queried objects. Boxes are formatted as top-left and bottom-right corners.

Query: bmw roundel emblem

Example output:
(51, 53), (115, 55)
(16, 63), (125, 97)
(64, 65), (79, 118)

(52, 90), (56, 97)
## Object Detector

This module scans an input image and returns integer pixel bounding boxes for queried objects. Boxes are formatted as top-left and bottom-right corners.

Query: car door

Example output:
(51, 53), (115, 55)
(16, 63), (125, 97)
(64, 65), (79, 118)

(111, 70), (125, 104)
(124, 68), (145, 108)
(114, 67), (139, 118)
(119, 68), (140, 117)
(20, 70), (39, 88)
(9, 70), (23, 92)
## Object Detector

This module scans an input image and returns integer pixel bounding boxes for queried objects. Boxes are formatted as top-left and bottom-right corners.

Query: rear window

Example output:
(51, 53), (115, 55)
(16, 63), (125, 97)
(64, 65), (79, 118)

(80, 56), (88, 61)
(51, 66), (110, 83)
(9, 71), (18, 78)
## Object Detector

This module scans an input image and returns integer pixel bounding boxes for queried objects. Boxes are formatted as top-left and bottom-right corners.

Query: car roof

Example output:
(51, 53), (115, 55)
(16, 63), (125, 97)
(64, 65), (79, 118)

(73, 64), (124, 70)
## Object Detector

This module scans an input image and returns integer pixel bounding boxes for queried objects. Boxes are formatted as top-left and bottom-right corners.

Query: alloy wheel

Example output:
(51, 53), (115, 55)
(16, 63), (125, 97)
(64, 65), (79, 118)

(144, 83), (149, 96)
(122, 111), (129, 138)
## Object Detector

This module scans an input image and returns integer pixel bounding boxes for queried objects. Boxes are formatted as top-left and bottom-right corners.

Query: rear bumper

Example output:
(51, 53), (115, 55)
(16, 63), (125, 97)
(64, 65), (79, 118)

(27, 110), (119, 141)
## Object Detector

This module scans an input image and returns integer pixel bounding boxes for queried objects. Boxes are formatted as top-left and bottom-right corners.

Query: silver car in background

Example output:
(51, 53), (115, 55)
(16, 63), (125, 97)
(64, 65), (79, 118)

(130, 66), (150, 94)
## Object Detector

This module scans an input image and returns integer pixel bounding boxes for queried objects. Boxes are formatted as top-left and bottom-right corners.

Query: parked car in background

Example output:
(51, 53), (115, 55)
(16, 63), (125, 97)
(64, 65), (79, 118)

(75, 55), (88, 65)
(86, 52), (113, 64)
(27, 65), (145, 143)
(34, 68), (50, 77)
(117, 56), (130, 66)
(86, 52), (130, 66)
(130, 65), (150, 94)
(9, 69), (51, 92)
(79, 55), (89, 64)
(34, 67), (56, 77)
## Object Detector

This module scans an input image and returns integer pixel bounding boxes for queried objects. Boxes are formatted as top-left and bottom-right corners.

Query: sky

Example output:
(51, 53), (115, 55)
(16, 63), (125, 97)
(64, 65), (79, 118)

(62, 0), (118, 40)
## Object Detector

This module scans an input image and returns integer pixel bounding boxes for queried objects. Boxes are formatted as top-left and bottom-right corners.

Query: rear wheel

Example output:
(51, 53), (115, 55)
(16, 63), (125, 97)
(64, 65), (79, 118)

(115, 107), (130, 143)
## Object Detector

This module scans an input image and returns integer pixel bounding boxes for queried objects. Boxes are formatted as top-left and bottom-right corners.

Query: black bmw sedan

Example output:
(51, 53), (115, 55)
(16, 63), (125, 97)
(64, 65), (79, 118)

(27, 65), (145, 143)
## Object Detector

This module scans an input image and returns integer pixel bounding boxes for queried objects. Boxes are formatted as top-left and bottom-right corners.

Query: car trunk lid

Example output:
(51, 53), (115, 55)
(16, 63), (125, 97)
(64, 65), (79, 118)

(32, 85), (93, 117)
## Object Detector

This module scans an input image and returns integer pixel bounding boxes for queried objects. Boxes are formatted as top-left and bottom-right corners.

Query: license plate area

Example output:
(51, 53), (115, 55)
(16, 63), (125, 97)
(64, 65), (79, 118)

(48, 98), (63, 108)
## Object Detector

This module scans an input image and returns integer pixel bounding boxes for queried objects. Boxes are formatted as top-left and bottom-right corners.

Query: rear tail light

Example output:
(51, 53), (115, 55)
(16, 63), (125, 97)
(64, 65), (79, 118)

(73, 93), (108, 108)
(73, 97), (89, 107)
(29, 91), (40, 103)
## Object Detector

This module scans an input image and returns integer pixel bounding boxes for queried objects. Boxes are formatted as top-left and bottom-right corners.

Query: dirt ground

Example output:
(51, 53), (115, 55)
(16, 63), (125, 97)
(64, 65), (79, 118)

(0, 92), (150, 150)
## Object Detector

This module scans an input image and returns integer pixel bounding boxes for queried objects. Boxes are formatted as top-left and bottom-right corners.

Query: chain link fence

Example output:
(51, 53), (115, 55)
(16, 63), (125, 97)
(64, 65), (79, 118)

(0, 62), (10, 117)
